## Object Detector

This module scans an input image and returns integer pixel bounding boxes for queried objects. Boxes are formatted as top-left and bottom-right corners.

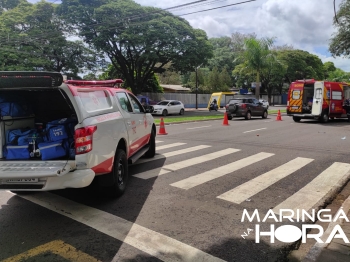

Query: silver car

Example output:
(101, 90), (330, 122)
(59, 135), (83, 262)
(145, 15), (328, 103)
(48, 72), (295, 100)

(152, 100), (185, 116)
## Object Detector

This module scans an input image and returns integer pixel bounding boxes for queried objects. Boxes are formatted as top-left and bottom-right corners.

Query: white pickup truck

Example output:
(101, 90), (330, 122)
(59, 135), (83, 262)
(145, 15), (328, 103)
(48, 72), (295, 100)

(0, 71), (156, 197)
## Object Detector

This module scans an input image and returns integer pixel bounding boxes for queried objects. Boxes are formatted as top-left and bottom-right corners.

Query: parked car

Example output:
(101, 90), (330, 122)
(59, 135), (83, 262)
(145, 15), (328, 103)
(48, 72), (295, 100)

(152, 100), (185, 116)
(225, 97), (268, 120)
(259, 99), (269, 109)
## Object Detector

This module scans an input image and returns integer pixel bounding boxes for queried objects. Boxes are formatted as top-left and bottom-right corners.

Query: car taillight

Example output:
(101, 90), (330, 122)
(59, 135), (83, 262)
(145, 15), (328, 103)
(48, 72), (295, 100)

(241, 104), (246, 108)
(225, 104), (229, 109)
(75, 126), (97, 155)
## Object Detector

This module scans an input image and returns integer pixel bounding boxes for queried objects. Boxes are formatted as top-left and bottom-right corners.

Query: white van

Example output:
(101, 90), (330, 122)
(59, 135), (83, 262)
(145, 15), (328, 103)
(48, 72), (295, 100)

(0, 71), (156, 197)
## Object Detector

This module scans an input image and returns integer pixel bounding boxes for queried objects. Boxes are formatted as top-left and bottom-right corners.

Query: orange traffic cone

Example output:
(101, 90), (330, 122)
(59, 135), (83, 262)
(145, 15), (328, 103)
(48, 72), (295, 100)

(276, 110), (282, 121)
(223, 112), (230, 126)
(158, 117), (168, 135)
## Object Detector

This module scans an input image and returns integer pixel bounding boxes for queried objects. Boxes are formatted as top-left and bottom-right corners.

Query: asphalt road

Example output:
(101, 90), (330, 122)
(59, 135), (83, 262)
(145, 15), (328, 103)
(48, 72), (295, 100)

(151, 105), (286, 118)
(1, 116), (350, 262)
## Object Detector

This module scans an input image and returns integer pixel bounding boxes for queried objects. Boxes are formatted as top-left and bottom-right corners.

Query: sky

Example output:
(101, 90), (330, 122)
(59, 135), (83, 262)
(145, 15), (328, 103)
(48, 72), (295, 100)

(29, 0), (349, 72)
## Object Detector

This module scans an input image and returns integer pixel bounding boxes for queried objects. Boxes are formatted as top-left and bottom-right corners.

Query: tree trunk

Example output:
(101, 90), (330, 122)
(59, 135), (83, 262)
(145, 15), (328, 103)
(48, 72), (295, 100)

(255, 72), (260, 99)
(267, 85), (272, 104)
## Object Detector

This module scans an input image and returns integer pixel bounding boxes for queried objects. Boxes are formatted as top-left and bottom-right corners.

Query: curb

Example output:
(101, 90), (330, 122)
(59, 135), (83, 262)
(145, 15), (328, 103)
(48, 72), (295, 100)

(302, 181), (350, 262)
(155, 118), (223, 126)
(154, 114), (288, 126)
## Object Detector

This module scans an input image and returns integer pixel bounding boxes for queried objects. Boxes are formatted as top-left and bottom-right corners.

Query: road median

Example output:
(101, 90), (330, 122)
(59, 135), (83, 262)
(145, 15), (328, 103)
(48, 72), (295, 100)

(154, 110), (287, 125)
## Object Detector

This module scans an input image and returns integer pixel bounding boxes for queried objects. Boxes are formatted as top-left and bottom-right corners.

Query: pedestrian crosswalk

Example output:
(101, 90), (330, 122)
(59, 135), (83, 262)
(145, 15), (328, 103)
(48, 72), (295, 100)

(133, 140), (350, 218)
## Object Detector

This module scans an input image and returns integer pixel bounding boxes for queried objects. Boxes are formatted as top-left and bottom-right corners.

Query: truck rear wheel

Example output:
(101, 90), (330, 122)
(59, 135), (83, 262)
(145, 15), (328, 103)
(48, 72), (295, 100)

(293, 116), (301, 122)
(320, 113), (329, 123)
(105, 149), (128, 197)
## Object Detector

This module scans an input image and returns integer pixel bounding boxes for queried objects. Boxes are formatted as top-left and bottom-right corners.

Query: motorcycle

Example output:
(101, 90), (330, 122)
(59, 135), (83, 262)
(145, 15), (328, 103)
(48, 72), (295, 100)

(209, 102), (218, 111)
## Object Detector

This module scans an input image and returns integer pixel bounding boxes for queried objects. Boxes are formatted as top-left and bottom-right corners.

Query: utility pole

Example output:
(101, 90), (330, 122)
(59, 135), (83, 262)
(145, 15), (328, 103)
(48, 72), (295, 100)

(195, 66), (198, 109)
(195, 64), (203, 109)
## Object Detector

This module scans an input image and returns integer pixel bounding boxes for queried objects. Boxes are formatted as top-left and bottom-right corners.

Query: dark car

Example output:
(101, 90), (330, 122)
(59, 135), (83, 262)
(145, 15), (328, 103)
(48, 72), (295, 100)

(225, 97), (268, 120)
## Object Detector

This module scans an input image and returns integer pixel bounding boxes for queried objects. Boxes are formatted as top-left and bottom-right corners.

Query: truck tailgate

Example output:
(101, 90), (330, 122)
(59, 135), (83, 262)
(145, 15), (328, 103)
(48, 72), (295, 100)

(0, 161), (75, 179)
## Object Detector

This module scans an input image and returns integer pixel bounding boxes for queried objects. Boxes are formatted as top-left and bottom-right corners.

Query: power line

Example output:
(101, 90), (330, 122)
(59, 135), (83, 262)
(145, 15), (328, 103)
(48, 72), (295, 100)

(180, 0), (256, 16)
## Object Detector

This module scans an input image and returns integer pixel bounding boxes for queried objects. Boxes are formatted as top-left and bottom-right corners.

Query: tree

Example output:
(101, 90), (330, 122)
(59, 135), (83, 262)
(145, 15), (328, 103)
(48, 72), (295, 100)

(219, 67), (232, 90)
(328, 68), (350, 82)
(100, 63), (163, 93)
(323, 61), (337, 79)
(208, 37), (235, 71)
(329, 0), (350, 57)
(232, 63), (255, 89)
(261, 52), (287, 103)
(58, 0), (213, 94)
(240, 37), (274, 99)
(156, 62), (182, 85)
(0, 0), (102, 75)
(277, 50), (324, 83)
(207, 67), (221, 93)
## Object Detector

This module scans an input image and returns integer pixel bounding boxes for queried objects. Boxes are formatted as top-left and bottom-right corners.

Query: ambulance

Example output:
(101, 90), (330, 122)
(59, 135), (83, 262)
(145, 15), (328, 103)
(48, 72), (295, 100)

(287, 79), (350, 122)
(0, 71), (156, 197)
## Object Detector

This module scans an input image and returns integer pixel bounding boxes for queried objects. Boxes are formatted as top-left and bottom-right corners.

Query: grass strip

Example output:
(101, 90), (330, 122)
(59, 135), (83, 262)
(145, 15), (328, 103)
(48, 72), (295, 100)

(153, 109), (286, 124)
(269, 109), (286, 114)
(154, 115), (224, 124)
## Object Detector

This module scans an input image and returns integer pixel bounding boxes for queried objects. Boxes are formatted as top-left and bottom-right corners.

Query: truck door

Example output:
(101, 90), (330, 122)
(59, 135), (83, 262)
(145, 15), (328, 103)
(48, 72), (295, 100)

(311, 81), (324, 116)
(115, 92), (142, 157)
(288, 83), (304, 113)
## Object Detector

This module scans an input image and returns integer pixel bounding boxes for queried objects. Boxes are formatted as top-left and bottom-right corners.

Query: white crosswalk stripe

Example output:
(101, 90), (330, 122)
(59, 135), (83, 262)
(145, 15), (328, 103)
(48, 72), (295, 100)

(133, 148), (241, 180)
(134, 145), (211, 165)
(272, 162), (350, 219)
(155, 140), (164, 144)
(217, 157), (314, 204)
(135, 141), (350, 212)
(170, 152), (275, 190)
(156, 142), (187, 150)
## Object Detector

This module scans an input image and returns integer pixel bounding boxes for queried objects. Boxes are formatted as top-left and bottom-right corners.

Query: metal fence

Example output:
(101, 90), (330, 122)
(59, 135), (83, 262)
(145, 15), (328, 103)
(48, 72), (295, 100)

(141, 92), (284, 108)
(142, 92), (212, 108)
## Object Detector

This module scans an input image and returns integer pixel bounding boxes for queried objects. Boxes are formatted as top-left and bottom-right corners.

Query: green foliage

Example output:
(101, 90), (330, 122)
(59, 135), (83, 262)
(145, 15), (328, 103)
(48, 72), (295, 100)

(83, 73), (98, 80)
(100, 63), (162, 93)
(323, 61), (337, 79)
(208, 37), (235, 71)
(329, 0), (350, 57)
(240, 37), (275, 98)
(219, 67), (232, 90)
(328, 68), (350, 82)
(277, 50), (324, 82)
(0, 0), (102, 75)
(58, 0), (213, 94)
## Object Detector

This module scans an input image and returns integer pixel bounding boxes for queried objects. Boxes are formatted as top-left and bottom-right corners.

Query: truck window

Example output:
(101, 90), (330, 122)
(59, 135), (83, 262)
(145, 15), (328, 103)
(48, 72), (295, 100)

(332, 91), (342, 100)
(128, 93), (145, 113)
(116, 92), (133, 113)
(292, 90), (301, 100)
(315, 88), (323, 99)
(78, 90), (112, 112)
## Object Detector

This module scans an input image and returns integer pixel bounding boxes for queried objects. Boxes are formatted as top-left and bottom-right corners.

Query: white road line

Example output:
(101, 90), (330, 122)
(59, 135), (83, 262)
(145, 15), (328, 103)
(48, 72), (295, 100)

(155, 141), (164, 144)
(134, 145), (211, 165)
(217, 157), (314, 204)
(273, 162), (350, 219)
(156, 143), (186, 150)
(170, 152), (275, 190)
(11, 192), (225, 262)
(264, 121), (273, 123)
(133, 148), (240, 180)
(186, 126), (211, 130)
(243, 128), (267, 133)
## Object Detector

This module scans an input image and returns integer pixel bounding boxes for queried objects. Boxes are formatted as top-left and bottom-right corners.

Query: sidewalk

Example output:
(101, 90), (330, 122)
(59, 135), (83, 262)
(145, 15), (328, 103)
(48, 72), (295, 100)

(301, 182), (350, 262)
